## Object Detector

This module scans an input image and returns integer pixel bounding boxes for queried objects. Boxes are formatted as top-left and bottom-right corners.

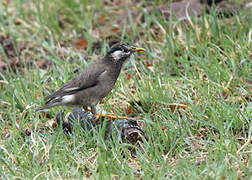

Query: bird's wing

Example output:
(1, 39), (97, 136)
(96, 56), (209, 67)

(45, 62), (106, 101)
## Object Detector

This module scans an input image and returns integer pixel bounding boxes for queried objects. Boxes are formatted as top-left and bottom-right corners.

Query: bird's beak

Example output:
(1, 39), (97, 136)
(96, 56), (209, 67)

(132, 47), (145, 52)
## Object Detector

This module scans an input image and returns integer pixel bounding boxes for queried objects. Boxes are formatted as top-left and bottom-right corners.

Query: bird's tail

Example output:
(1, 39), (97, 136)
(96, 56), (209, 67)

(35, 97), (62, 111)
(35, 104), (51, 111)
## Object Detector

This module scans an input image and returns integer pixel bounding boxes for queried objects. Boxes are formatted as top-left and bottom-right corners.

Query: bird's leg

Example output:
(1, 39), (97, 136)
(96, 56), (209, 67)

(93, 112), (128, 122)
(104, 113), (128, 120)
(92, 106), (106, 122)
(91, 106), (128, 122)
(83, 106), (128, 122)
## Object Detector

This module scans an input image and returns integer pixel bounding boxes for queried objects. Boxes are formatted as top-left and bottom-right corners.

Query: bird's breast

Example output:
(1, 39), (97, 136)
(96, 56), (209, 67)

(96, 69), (120, 98)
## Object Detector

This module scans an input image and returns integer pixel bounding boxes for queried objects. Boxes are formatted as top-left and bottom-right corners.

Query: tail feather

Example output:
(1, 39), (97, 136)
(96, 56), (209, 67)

(35, 104), (51, 111)
(35, 97), (62, 111)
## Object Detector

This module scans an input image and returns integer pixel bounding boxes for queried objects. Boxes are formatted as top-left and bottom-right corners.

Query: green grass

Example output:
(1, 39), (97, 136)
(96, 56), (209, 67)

(0, 0), (251, 179)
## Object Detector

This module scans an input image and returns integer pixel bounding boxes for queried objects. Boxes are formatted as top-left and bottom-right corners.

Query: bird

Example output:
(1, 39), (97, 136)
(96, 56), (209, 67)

(35, 43), (145, 117)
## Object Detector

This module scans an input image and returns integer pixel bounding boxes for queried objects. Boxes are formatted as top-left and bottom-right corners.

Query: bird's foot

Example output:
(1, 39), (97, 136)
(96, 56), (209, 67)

(82, 107), (128, 122)
(93, 112), (128, 122)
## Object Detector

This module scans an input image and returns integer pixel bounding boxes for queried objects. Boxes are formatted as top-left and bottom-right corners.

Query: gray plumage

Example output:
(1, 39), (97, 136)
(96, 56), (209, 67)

(35, 44), (144, 114)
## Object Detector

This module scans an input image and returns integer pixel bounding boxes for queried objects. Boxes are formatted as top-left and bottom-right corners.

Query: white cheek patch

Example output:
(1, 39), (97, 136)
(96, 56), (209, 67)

(111, 50), (122, 60)
(62, 95), (75, 104)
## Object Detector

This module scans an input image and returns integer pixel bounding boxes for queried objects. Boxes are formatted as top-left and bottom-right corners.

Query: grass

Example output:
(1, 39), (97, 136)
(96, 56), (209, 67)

(0, 0), (251, 179)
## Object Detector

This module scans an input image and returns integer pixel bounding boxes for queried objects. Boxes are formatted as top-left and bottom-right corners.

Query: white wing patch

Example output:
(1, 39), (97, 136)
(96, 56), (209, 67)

(64, 87), (80, 92)
(62, 95), (75, 103)
(111, 50), (123, 60)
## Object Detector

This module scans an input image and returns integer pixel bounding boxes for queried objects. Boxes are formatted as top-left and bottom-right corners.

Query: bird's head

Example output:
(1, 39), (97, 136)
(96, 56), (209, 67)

(105, 43), (145, 65)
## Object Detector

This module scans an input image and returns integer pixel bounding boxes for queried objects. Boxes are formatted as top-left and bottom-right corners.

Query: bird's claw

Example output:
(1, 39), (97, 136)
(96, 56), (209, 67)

(93, 112), (128, 122)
